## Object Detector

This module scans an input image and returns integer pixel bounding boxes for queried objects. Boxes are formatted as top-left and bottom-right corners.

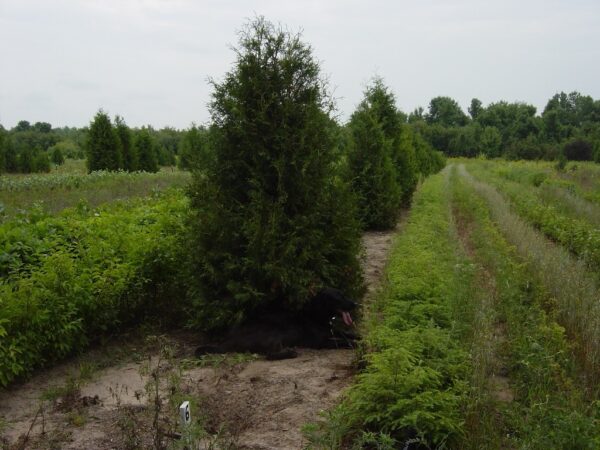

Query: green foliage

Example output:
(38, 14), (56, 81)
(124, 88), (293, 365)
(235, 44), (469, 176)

(51, 146), (65, 166)
(480, 126), (502, 158)
(414, 91), (600, 161)
(178, 124), (207, 170)
(347, 107), (400, 229)
(451, 168), (600, 448)
(426, 96), (469, 127)
(187, 17), (363, 329)
(34, 151), (51, 173)
(346, 77), (428, 228)
(556, 152), (568, 171)
(86, 110), (121, 172)
(0, 191), (189, 386)
(468, 98), (483, 120)
(48, 140), (83, 160)
(135, 127), (159, 173)
(394, 126), (418, 204)
(472, 163), (600, 272)
(115, 116), (137, 171)
(564, 138), (594, 161)
(340, 172), (471, 447)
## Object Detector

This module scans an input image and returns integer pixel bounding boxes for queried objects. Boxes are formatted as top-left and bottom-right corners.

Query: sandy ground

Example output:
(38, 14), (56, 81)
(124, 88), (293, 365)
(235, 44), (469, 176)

(0, 228), (398, 450)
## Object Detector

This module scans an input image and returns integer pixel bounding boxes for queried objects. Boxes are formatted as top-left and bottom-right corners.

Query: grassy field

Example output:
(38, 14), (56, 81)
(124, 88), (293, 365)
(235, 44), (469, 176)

(0, 159), (190, 219)
(2, 158), (600, 447)
(307, 160), (600, 448)
(0, 161), (192, 385)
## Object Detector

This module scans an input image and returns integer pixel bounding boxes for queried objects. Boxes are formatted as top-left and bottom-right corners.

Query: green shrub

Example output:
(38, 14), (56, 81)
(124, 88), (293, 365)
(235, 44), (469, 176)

(51, 146), (65, 166)
(0, 191), (188, 386)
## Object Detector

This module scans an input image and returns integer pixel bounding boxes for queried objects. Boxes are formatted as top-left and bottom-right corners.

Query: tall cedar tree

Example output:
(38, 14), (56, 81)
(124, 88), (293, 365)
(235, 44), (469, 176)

(178, 125), (206, 170)
(363, 78), (418, 205)
(347, 108), (401, 229)
(187, 17), (363, 330)
(86, 110), (121, 172)
(115, 116), (137, 171)
(135, 128), (159, 172)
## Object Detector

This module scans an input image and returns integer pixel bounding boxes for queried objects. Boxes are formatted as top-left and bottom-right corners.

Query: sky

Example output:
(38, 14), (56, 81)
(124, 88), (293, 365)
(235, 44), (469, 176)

(0, 0), (599, 129)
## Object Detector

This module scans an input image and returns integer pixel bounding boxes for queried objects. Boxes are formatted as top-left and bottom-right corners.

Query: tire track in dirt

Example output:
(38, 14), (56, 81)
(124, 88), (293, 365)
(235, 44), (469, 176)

(0, 225), (401, 449)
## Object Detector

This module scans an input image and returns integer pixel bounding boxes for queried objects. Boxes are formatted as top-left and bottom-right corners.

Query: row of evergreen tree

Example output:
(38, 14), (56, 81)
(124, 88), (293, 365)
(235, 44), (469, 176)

(0, 118), (190, 175)
(184, 18), (445, 331)
(0, 121), (70, 174)
(409, 93), (600, 160)
(87, 112), (162, 173)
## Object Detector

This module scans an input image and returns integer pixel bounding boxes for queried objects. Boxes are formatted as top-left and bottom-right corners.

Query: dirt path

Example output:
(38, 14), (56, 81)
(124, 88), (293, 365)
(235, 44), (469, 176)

(0, 228), (399, 450)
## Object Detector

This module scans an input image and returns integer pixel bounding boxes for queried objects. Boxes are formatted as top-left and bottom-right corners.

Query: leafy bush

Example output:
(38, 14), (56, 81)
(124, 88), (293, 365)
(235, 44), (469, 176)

(564, 138), (593, 161)
(0, 191), (189, 386)
(51, 146), (65, 166)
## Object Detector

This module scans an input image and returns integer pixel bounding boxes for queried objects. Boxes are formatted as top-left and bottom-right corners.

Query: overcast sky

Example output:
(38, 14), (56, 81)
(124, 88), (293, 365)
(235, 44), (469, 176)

(1, 0), (599, 129)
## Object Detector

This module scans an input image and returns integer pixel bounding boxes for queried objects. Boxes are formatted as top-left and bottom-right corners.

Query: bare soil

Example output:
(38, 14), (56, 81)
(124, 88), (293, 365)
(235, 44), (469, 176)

(0, 229), (398, 450)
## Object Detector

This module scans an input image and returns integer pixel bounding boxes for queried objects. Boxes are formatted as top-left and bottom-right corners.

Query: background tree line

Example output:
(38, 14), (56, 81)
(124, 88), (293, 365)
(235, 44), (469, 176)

(0, 117), (209, 174)
(409, 92), (600, 161)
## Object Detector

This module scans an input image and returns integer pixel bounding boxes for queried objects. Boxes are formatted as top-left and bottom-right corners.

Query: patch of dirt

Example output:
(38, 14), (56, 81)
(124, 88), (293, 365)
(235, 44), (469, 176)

(0, 229), (398, 449)
(361, 223), (402, 298)
(191, 349), (354, 449)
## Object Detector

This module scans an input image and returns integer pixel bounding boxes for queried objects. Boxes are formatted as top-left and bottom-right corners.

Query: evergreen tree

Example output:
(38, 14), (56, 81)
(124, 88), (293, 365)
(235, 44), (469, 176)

(394, 126), (418, 204)
(347, 108), (401, 229)
(86, 110), (120, 172)
(115, 116), (136, 171)
(362, 78), (418, 205)
(135, 127), (159, 172)
(187, 17), (363, 329)
(178, 124), (206, 170)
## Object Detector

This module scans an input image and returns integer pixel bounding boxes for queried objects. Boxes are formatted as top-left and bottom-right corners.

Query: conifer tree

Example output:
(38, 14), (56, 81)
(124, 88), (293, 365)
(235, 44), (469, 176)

(86, 110), (120, 172)
(115, 116), (136, 171)
(187, 17), (363, 329)
(178, 124), (206, 170)
(135, 127), (159, 173)
(362, 78), (418, 205)
(347, 107), (401, 229)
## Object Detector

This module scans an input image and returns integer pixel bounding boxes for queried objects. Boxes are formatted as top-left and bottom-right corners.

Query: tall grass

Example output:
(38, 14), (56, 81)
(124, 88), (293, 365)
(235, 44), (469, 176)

(314, 169), (475, 448)
(468, 161), (600, 273)
(451, 166), (599, 448)
(0, 168), (190, 218)
(460, 164), (600, 386)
